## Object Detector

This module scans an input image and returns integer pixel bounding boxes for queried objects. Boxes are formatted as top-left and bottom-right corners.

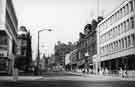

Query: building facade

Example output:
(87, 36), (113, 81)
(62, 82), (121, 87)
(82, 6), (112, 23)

(97, 0), (135, 75)
(0, 0), (18, 74)
(54, 41), (74, 70)
(15, 26), (32, 71)
(77, 17), (103, 72)
(65, 49), (78, 71)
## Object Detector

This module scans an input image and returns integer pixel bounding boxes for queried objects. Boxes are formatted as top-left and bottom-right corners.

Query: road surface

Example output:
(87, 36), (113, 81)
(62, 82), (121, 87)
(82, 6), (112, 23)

(0, 71), (135, 87)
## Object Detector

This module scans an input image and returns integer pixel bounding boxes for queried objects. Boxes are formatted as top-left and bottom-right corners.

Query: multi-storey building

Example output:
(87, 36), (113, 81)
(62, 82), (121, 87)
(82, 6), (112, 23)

(16, 26), (32, 71)
(77, 17), (103, 72)
(54, 41), (74, 69)
(97, 0), (135, 75)
(64, 48), (78, 71)
(0, 0), (18, 74)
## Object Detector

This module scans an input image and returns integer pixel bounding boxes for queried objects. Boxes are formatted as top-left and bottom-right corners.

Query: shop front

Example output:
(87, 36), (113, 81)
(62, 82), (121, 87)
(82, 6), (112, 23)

(101, 55), (135, 75)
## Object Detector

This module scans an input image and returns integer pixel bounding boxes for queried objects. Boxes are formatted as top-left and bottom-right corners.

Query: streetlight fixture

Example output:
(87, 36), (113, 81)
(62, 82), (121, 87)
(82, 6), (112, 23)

(36, 29), (53, 75)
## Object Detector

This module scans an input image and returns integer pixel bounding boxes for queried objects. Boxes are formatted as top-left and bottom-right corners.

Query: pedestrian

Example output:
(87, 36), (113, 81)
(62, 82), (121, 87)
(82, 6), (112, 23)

(105, 68), (109, 75)
(119, 67), (123, 77)
(123, 66), (128, 78)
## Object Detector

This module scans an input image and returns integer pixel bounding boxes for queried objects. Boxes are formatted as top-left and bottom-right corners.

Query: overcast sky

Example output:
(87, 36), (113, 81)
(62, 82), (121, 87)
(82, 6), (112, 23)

(13, 0), (125, 60)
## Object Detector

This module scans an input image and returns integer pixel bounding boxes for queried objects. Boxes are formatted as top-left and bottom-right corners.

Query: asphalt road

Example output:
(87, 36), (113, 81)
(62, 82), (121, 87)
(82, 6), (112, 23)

(0, 72), (135, 87)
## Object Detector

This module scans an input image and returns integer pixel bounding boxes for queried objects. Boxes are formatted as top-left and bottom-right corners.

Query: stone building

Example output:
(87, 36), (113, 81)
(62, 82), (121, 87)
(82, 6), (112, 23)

(97, 0), (135, 75)
(54, 41), (74, 69)
(0, 0), (18, 74)
(76, 17), (103, 72)
(16, 26), (32, 71)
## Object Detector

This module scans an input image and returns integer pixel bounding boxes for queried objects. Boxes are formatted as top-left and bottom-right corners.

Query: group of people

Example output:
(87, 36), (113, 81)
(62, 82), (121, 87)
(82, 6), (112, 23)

(98, 66), (128, 78)
(119, 67), (128, 78)
(98, 68), (109, 75)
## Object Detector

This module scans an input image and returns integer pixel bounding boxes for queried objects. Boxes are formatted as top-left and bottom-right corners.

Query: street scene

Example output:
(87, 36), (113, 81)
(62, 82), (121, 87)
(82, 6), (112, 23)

(0, 0), (135, 87)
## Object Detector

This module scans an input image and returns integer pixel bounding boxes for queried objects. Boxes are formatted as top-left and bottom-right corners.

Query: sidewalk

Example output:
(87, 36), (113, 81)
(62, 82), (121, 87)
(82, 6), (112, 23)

(67, 71), (135, 81)
(0, 76), (43, 81)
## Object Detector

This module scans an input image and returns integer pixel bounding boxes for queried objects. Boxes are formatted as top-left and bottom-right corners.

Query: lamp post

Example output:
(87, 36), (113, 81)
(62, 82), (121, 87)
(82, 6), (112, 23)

(36, 29), (52, 75)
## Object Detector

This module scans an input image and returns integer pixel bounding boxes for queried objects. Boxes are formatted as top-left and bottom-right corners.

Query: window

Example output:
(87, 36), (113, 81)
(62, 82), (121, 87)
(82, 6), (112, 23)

(131, 34), (135, 46)
(118, 25), (120, 35)
(122, 22), (124, 33)
(123, 21), (126, 32)
(127, 19), (130, 30)
(122, 39), (124, 49)
(115, 27), (117, 37)
(117, 11), (120, 20)
(120, 40), (122, 49)
(120, 9), (122, 18)
(126, 20), (128, 31)
(128, 36), (131, 47)
(110, 16), (112, 25)
(125, 37), (128, 48)
(114, 13), (116, 22)
(0, 35), (8, 45)
(125, 4), (129, 14)
(118, 40), (121, 50)
(130, 17), (134, 28)
(112, 28), (115, 37)
(122, 7), (124, 17)
(123, 6), (126, 16)
(129, 1), (134, 12)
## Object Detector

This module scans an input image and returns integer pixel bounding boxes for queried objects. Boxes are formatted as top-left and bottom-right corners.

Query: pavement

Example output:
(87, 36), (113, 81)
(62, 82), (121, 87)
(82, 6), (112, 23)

(1, 72), (135, 87)
(66, 71), (135, 81)
(0, 76), (43, 81)
(0, 71), (135, 81)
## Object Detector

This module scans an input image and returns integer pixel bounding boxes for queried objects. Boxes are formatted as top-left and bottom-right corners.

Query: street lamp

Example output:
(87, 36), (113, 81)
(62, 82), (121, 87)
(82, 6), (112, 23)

(36, 29), (52, 75)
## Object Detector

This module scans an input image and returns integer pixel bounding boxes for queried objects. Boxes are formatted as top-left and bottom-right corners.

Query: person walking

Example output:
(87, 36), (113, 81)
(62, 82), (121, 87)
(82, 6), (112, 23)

(123, 65), (128, 78)
(119, 67), (123, 78)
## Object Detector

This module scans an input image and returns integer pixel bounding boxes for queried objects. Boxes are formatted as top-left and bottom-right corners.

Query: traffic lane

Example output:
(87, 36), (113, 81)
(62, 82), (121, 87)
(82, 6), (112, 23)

(0, 81), (135, 87)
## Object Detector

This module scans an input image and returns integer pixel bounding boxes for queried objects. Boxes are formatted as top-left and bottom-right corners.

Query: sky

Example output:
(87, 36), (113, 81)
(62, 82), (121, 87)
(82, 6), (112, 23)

(13, 0), (125, 60)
